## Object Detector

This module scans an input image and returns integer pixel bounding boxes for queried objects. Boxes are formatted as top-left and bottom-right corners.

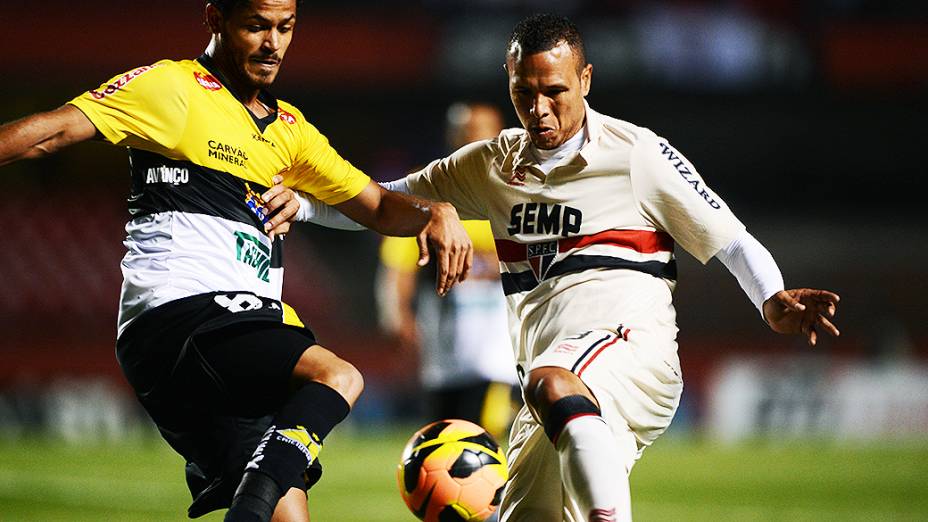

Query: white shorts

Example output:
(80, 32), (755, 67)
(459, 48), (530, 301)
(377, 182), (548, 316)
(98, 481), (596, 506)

(501, 271), (684, 521)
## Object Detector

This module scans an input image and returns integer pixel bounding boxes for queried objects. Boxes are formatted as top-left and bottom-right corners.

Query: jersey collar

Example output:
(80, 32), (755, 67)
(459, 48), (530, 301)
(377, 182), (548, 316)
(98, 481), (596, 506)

(196, 54), (280, 133)
(513, 100), (599, 172)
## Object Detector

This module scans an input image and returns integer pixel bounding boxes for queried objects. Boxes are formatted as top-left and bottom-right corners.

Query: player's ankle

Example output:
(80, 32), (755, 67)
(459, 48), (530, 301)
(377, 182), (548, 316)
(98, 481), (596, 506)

(225, 471), (281, 522)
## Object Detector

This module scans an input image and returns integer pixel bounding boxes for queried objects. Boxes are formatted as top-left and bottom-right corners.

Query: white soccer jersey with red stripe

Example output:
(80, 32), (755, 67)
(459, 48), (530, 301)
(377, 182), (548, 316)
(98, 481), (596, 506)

(406, 102), (745, 368)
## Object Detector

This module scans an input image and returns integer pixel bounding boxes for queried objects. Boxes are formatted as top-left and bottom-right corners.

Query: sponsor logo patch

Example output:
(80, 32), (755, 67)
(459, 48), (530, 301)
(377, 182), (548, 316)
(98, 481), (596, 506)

(207, 140), (248, 168)
(89, 64), (160, 99)
(144, 165), (189, 185)
(279, 109), (296, 125)
(275, 425), (322, 463)
(194, 71), (222, 91)
(234, 231), (271, 282)
(657, 142), (721, 209)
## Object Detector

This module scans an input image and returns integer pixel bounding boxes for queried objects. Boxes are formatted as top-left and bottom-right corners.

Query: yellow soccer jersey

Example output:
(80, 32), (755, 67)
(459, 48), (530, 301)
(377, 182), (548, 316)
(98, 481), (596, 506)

(69, 57), (369, 204)
(68, 56), (371, 336)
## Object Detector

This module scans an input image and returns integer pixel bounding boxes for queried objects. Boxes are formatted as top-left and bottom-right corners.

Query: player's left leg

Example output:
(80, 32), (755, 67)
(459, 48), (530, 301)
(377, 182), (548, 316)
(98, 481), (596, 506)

(225, 342), (363, 522)
(525, 365), (631, 522)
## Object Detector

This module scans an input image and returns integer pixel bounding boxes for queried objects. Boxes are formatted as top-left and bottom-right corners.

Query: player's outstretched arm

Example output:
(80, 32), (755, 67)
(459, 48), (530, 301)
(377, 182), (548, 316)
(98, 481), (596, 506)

(334, 181), (472, 296)
(763, 289), (841, 346)
(0, 105), (97, 167)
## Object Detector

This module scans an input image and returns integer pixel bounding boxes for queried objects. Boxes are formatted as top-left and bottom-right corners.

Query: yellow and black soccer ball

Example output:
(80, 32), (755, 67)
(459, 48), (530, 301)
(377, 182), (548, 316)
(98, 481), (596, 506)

(397, 419), (508, 522)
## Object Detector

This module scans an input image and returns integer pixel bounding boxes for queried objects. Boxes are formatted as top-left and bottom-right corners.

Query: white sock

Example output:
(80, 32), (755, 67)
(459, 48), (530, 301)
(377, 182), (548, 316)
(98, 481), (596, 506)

(556, 415), (632, 521)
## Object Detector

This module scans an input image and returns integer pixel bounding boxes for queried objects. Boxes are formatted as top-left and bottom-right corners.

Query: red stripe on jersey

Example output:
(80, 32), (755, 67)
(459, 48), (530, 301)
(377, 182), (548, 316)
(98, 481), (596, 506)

(561, 229), (673, 253)
(495, 229), (673, 262)
(576, 335), (621, 377)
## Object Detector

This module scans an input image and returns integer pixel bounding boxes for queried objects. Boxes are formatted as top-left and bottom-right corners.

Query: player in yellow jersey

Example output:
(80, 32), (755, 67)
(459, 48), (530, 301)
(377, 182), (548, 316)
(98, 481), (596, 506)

(0, 1), (473, 521)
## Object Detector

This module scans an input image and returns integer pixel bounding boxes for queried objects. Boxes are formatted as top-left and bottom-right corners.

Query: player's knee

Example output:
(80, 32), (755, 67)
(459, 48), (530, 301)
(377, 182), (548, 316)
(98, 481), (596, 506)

(292, 349), (364, 406)
(525, 366), (570, 413)
(315, 359), (364, 407)
(525, 367), (595, 423)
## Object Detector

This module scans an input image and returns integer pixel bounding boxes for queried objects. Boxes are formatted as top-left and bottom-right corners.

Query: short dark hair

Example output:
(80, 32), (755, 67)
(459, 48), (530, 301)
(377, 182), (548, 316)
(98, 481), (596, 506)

(207, 0), (303, 15)
(507, 14), (586, 73)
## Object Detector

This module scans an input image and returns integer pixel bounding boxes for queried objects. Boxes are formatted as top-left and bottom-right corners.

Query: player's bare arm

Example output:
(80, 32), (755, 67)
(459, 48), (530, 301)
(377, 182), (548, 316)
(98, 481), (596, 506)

(763, 289), (841, 346)
(333, 181), (473, 296)
(0, 105), (97, 166)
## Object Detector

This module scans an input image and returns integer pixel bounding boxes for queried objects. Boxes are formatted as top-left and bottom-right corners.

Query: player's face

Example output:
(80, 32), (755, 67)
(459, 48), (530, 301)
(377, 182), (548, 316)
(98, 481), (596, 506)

(212, 0), (297, 90)
(507, 41), (592, 150)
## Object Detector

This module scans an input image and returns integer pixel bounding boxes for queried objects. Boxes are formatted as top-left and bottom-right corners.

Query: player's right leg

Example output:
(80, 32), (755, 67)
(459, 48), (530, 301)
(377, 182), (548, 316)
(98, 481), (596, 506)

(271, 487), (311, 522)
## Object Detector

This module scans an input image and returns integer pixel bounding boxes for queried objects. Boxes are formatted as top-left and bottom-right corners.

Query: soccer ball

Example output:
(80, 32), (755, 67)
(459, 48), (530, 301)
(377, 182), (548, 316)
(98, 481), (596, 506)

(397, 419), (508, 522)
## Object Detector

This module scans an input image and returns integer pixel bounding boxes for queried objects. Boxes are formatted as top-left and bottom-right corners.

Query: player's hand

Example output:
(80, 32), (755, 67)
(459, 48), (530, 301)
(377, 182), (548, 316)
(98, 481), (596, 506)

(417, 202), (473, 296)
(763, 289), (841, 346)
(262, 174), (300, 240)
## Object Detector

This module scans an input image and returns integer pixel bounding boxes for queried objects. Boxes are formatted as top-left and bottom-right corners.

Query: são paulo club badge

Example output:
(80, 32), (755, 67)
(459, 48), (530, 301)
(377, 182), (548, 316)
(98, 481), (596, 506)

(527, 240), (558, 281)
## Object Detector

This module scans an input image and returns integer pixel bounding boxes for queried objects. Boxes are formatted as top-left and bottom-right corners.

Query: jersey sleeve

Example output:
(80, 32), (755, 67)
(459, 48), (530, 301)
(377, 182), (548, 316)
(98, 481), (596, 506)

(287, 115), (370, 205)
(404, 139), (493, 220)
(67, 61), (188, 152)
(630, 131), (746, 264)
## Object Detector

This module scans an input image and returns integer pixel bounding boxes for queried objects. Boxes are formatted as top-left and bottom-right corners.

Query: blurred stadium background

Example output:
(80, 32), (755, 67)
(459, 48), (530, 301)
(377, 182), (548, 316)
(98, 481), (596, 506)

(1, 0), (926, 520)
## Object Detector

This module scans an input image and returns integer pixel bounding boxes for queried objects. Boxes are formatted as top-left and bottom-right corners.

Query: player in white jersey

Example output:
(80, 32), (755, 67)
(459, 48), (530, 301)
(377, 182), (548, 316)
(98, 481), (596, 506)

(291, 13), (840, 522)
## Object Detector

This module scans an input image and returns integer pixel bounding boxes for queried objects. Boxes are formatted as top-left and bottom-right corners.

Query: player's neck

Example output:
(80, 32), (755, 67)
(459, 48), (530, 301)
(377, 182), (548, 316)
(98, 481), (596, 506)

(202, 46), (262, 107)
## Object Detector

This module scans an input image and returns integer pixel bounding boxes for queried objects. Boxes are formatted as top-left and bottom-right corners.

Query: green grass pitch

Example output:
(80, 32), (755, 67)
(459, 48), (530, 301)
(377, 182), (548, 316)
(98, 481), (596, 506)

(0, 428), (925, 521)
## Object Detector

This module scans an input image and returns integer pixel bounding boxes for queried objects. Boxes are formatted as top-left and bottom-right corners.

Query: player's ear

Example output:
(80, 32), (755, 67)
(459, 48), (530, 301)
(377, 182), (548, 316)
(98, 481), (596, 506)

(205, 3), (223, 34)
(580, 63), (592, 97)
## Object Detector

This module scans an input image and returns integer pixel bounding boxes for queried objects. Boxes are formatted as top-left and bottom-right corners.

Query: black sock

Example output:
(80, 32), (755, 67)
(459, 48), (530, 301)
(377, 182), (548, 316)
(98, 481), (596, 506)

(224, 382), (351, 522)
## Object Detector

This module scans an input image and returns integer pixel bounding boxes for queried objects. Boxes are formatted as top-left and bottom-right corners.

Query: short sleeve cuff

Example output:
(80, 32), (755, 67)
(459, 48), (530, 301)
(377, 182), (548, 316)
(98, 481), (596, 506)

(67, 98), (127, 145)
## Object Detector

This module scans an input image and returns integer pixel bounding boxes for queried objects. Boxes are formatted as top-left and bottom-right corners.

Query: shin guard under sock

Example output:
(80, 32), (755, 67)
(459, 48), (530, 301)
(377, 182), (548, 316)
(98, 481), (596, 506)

(225, 382), (351, 522)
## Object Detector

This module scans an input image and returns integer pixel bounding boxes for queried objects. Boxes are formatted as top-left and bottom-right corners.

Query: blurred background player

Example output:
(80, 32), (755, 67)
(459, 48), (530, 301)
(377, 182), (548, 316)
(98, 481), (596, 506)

(377, 103), (519, 442)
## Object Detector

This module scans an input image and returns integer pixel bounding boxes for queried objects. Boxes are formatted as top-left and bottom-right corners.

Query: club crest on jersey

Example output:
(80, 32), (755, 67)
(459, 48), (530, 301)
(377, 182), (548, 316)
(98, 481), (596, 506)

(243, 183), (270, 224)
(527, 240), (558, 281)
(194, 71), (223, 91)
